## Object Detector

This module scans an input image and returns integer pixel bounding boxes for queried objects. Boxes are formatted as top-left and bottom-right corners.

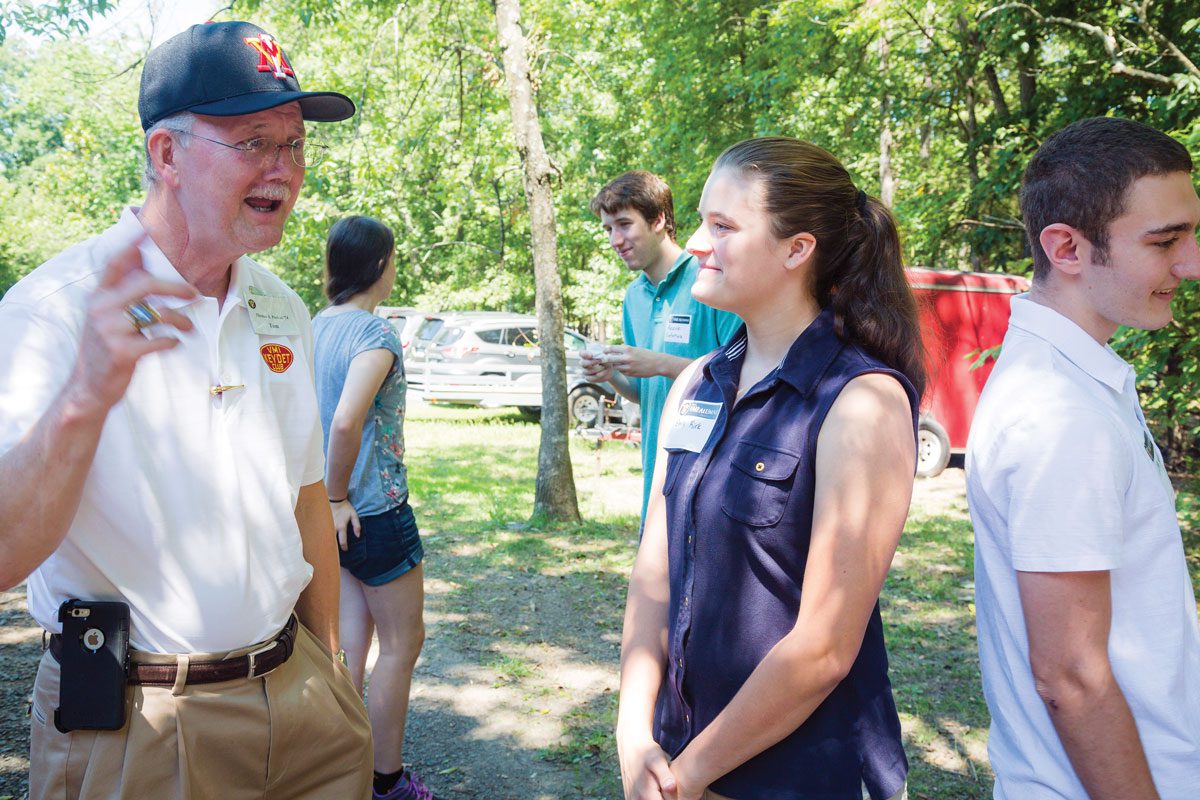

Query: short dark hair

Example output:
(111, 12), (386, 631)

(1021, 117), (1192, 280)
(324, 215), (395, 305)
(589, 170), (676, 239)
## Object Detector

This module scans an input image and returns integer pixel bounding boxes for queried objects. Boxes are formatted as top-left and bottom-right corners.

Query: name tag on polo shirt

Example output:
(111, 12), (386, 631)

(663, 399), (721, 452)
(244, 286), (300, 336)
(664, 313), (692, 344)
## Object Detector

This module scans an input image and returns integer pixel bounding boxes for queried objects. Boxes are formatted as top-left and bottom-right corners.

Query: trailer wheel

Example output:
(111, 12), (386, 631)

(917, 417), (951, 478)
(517, 406), (541, 421)
(569, 386), (603, 428)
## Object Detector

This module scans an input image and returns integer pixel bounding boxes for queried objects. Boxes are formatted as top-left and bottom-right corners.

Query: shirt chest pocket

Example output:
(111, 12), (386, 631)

(722, 440), (801, 527)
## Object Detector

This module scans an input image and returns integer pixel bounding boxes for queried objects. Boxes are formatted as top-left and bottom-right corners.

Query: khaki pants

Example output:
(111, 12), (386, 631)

(30, 621), (373, 800)
(704, 783), (908, 800)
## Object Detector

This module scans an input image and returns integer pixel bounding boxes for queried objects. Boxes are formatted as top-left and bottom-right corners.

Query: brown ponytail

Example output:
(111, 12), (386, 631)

(714, 137), (926, 399)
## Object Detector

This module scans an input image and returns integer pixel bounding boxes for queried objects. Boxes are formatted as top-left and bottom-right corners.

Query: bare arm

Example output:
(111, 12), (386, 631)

(669, 374), (915, 798)
(324, 347), (395, 548)
(1018, 570), (1159, 800)
(605, 345), (693, 381)
(0, 241), (196, 589)
(581, 347), (695, 406)
(617, 359), (705, 800)
(294, 480), (341, 654)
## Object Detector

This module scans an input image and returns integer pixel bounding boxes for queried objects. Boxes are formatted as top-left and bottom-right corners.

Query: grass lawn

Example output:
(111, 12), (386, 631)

(402, 400), (1200, 800)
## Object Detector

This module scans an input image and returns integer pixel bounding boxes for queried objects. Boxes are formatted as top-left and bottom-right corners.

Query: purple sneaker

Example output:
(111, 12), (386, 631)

(374, 769), (435, 800)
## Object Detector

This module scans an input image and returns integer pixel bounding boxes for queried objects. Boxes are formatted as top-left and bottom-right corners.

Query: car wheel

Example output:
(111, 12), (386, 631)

(916, 416), (951, 478)
(517, 405), (541, 421)
(569, 386), (604, 428)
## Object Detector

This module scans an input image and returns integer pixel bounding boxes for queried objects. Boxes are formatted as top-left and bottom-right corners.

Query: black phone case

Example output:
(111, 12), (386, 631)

(54, 599), (130, 733)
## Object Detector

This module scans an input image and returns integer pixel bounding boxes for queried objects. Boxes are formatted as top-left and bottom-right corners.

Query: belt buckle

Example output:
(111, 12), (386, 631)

(246, 640), (278, 678)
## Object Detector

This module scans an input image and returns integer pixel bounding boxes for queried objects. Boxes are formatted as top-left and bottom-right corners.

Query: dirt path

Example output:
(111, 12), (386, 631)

(401, 563), (624, 799)
(0, 585), (39, 800)
(0, 470), (969, 800)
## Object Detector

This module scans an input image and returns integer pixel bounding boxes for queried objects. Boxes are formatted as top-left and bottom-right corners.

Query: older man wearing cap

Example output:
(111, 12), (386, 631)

(0, 21), (377, 799)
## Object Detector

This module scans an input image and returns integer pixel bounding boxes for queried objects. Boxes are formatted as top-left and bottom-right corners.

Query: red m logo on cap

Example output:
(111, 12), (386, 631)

(244, 34), (294, 80)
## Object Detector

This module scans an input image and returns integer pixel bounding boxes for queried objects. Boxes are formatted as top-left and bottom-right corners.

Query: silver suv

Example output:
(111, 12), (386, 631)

(405, 312), (521, 392)
(418, 313), (624, 426)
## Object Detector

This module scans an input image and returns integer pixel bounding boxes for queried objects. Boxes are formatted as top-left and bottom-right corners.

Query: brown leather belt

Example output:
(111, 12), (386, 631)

(49, 615), (297, 687)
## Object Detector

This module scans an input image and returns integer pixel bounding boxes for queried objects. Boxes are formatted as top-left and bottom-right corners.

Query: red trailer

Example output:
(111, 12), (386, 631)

(907, 267), (1030, 477)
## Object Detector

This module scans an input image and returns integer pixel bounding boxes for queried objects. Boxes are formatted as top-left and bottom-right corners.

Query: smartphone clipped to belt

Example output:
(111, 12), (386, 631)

(54, 598), (130, 733)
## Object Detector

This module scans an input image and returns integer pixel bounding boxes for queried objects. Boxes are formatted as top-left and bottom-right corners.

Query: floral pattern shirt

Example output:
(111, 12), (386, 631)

(313, 308), (408, 516)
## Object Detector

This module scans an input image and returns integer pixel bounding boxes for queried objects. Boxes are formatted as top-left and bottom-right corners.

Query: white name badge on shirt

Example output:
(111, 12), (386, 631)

(663, 399), (722, 452)
(244, 286), (300, 336)
(664, 313), (692, 344)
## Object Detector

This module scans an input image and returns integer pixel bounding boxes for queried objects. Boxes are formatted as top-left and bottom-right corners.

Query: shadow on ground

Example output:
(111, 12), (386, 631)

(0, 586), (37, 800)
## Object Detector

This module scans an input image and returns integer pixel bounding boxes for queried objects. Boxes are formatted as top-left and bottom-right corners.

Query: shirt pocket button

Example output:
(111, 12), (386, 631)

(721, 441), (801, 527)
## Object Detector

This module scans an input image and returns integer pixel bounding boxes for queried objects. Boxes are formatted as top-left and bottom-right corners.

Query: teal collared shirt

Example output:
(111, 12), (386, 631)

(623, 252), (741, 519)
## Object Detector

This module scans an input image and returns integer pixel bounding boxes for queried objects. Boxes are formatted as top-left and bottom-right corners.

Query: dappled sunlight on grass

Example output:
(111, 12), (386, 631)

(405, 399), (643, 533)
(401, 404), (635, 795)
(898, 713), (988, 797)
(885, 508), (991, 798)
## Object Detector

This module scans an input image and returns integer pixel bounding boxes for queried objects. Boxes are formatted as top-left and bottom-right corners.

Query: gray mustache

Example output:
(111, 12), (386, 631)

(246, 184), (291, 202)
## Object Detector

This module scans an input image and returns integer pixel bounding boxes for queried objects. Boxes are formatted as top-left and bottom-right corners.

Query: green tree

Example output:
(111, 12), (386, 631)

(3, 0), (1198, 467)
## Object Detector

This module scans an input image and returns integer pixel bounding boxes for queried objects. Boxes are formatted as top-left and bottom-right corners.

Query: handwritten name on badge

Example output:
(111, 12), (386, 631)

(244, 286), (300, 336)
(664, 313), (692, 344)
(663, 399), (721, 452)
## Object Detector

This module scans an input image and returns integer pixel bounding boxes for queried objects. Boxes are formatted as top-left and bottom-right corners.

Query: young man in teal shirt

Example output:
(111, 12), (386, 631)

(584, 171), (741, 520)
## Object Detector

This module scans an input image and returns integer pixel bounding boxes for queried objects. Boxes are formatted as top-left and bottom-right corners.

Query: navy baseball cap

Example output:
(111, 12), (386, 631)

(139, 21), (355, 130)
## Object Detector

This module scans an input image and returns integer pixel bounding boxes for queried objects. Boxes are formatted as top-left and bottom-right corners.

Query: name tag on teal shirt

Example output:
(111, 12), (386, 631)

(664, 313), (692, 344)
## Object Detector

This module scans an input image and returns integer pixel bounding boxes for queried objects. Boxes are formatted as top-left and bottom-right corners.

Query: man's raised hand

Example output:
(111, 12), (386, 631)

(67, 238), (198, 415)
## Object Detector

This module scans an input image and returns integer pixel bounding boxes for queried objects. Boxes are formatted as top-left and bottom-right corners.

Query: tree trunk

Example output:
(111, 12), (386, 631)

(1019, 29), (1038, 117)
(957, 16), (983, 271)
(495, 0), (580, 522)
(867, 0), (896, 208)
(983, 64), (1010, 120)
(964, 77), (983, 271)
(878, 29), (896, 208)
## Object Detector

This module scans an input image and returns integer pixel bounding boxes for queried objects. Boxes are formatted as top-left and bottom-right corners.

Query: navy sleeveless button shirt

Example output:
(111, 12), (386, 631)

(654, 309), (916, 800)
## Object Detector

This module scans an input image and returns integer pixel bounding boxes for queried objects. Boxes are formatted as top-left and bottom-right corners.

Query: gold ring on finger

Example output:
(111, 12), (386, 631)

(124, 301), (161, 332)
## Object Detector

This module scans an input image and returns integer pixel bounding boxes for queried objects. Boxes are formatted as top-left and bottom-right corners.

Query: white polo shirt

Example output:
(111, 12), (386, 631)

(0, 208), (325, 653)
(966, 295), (1200, 799)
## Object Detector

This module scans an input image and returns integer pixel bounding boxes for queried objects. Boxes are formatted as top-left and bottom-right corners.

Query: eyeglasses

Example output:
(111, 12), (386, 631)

(168, 130), (328, 168)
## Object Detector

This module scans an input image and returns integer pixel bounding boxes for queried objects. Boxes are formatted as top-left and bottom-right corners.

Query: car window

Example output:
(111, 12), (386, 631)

(500, 327), (536, 347)
(564, 332), (585, 350)
(435, 327), (464, 345)
(508, 327), (538, 348)
(475, 327), (505, 344)
(416, 318), (445, 342)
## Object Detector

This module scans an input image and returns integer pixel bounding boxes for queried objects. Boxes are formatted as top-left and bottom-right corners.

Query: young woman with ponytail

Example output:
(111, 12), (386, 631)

(617, 137), (923, 800)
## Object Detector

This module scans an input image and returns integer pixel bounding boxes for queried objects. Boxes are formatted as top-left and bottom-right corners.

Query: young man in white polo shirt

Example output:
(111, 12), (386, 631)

(967, 116), (1200, 799)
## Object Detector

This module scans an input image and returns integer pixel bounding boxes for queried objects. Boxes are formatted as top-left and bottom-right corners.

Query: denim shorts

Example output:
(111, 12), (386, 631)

(339, 502), (424, 586)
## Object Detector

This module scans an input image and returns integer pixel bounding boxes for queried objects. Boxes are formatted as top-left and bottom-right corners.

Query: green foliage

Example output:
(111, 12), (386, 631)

(0, 0), (112, 45)
(1114, 282), (1200, 472)
(2, 0), (1199, 462)
(0, 38), (142, 279)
